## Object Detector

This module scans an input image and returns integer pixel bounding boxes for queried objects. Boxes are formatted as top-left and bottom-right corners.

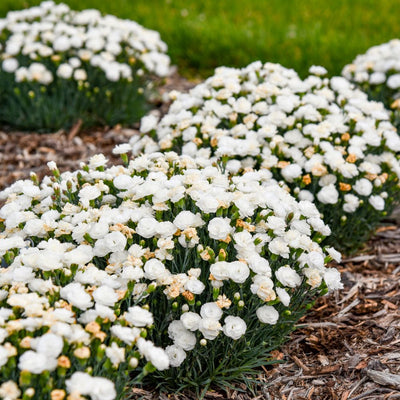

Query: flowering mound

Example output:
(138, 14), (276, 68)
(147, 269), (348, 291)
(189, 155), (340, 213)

(342, 39), (400, 130)
(0, 152), (341, 396)
(0, 1), (171, 131)
(129, 61), (400, 254)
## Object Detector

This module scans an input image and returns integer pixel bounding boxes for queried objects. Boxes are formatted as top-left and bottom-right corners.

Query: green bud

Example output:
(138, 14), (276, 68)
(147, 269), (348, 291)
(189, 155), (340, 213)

(19, 370), (32, 386)
(140, 329), (147, 338)
(120, 153), (129, 166)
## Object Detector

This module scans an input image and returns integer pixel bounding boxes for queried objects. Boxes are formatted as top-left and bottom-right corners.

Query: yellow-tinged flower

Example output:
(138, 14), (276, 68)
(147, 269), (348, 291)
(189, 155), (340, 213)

(182, 291), (194, 302)
(277, 161), (290, 168)
(391, 98), (400, 109)
(341, 132), (350, 141)
(302, 174), (312, 185)
(51, 389), (66, 400)
(20, 336), (32, 349)
(346, 153), (357, 163)
(57, 355), (71, 369)
(85, 321), (101, 334)
(339, 182), (352, 191)
(73, 347), (91, 359)
(216, 294), (232, 309)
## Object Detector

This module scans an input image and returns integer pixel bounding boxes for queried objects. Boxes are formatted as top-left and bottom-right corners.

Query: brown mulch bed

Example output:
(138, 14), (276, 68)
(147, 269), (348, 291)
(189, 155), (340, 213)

(1, 73), (400, 400)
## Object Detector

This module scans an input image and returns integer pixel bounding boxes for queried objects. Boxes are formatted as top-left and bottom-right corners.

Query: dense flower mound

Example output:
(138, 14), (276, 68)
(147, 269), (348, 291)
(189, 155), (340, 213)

(0, 152), (341, 396)
(129, 61), (400, 253)
(342, 39), (400, 130)
(0, 1), (171, 131)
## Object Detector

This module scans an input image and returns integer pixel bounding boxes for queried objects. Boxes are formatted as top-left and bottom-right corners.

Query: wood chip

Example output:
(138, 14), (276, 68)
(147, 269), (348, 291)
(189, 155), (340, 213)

(366, 369), (400, 388)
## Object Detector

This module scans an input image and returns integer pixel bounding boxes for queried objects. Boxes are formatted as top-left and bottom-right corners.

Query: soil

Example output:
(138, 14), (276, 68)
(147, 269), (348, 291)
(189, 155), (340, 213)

(1, 73), (400, 400)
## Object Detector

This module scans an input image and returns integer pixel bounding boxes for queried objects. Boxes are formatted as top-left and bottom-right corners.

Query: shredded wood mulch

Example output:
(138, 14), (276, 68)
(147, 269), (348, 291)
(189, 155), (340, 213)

(1, 73), (400, 400)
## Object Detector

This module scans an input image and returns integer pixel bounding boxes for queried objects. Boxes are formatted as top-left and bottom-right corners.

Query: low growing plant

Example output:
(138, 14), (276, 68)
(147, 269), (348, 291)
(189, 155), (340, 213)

(342, 39), (400, 130)
(0, 1), (171, 131)
(0, 152), (341, 398)
(129, 62), (400, 254)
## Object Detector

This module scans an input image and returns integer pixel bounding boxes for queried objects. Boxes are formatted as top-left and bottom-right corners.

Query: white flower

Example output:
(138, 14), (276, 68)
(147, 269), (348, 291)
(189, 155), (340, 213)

(2, 58), (19, 73)
(110, 325), (141, 345)
(223, 316), (247, 340)
(281, 164), (302, 182)
(0, 381), (21, 400)
(200, 302), (223, 320)
(144, 258), (167, 280)
(136, 217), (158, 238)
(343, 194), (360, 213)
(124, 306), (154, 327)
(79, 185), (101, 203)
(303, 251), (325, 269)
(198, 318), (222, 340)
(353, 178), (373, 196)
(60, 283), (93, 310)
(57, 63), (73, 79)
(325, 247), (342, 262)
(0, 345), (8, 368)
(317, 184), (339, 204)
(185, 278), (205, 294)
(250, 277), (276, 303)
(276, 287), (291, 306)
(173, 211), (204, 230)
(207, 217), (233, 240)
(210, 261), (230, 281)
(18, 350), (58, 373)
(256, 305), (279, 325)
(387, 74), (400, 89)
(275, 266), (302, 288)
(137, 338), (169, 370)
(66, 372), (95, 396)
(166, 345), (186, 367)
(106, 342), (125, 367)
(247, 254), (271, 276)
(369, 195), (385, 211)
(93, 231), (127, 257)
(93, 286), (119, 306)
(91, 377), (117, 400)
(309, 65), (327, 75)
(323, 269), (343, 291)
(73, 68), (87, 81)
(180, 312), (202, 331)
(227, 261), (250, 283)
(140, 114), (159, 133)
(33, 333), (63, 358)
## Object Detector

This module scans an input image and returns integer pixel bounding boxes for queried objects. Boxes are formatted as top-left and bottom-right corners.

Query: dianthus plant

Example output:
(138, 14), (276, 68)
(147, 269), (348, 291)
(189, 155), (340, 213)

(130, 61), (400, 254)
(0, 151), (341, 397)
(342, 39), (400, 130)
(0, 1), (171, 131)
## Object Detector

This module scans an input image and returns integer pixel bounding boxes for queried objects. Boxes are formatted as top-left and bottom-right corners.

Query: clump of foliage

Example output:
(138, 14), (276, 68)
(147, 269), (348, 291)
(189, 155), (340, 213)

(0, 1), (171, 131)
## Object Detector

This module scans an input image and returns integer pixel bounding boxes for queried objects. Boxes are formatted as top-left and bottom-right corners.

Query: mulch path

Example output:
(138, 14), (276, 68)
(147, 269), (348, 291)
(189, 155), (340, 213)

(1, 73), (399, 400)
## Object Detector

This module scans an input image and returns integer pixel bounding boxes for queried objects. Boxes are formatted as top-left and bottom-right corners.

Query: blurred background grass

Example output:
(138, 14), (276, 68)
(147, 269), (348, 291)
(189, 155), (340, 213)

(1, 0), (400, 79)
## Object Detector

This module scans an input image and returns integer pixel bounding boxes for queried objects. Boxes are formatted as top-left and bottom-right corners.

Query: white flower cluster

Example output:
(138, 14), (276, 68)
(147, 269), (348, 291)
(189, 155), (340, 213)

(0, 152), (340, 396)
(129, 61), (400, 251)
(0, 1), (171, 84)
(342, 39), (400, 119)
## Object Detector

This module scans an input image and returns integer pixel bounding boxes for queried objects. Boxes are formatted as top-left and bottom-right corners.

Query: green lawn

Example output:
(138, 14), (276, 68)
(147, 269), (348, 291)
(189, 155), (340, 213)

(1, 0), (400, 79)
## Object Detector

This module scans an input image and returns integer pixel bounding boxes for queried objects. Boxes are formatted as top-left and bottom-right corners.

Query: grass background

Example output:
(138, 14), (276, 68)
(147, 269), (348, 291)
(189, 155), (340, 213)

(1, 0), (400, 79)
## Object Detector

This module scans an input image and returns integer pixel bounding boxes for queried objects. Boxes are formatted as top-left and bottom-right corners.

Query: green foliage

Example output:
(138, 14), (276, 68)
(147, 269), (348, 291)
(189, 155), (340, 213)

(0, 67), (150, 132)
